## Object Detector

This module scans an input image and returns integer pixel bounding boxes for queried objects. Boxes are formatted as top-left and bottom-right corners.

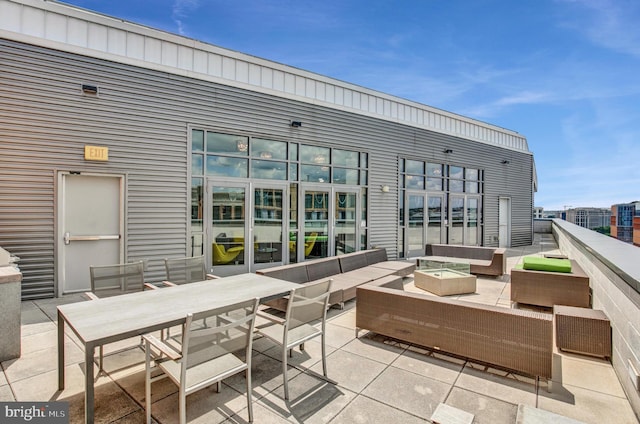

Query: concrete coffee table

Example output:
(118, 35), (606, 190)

(414, 268), (476, 296)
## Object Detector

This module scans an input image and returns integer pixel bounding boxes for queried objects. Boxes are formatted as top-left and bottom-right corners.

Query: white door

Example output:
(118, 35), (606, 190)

(58, 173), (123, 294)
(499, 197), (511, 248)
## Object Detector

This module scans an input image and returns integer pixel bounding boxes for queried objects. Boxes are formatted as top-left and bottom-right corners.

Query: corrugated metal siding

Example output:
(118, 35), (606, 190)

(0, 38), (533, 299)
(0, 0), (531, 152)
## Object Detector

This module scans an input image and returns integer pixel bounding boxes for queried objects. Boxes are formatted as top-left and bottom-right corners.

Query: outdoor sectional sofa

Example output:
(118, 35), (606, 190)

(356, 279), (553, 380)
(423, 244), (506, 276)
(256, 248), (415, 310)
(510, 259), (591, 308)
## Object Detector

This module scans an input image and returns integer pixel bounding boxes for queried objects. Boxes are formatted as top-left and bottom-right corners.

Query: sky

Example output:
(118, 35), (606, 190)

(61, 0), (640, 211)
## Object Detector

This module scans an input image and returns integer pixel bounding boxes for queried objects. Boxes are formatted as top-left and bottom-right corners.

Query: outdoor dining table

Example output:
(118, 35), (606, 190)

(57, 272), (299, 424)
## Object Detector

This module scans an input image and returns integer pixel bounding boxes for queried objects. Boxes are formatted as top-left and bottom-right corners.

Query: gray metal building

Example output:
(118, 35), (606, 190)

(0, 0), (536, 299)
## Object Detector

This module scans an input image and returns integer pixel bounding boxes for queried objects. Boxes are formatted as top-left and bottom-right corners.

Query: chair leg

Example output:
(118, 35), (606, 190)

(246, 369), (253, 422)
(282, 347), (289, 400)
(321, 333), (327, 378)
(179, 388), (186, 424)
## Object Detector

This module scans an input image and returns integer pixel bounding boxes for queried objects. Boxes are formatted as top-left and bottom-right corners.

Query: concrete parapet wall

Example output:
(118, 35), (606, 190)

(533, 219), (553, 233)
(552, 219), (640, 419)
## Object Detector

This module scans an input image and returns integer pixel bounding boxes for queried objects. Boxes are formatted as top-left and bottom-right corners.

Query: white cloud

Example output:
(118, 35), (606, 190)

(172, 0), (199, 35)
(557, 0), (640, 57)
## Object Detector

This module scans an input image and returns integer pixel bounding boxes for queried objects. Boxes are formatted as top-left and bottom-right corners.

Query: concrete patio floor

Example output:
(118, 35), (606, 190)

(2, 234), (638, 423)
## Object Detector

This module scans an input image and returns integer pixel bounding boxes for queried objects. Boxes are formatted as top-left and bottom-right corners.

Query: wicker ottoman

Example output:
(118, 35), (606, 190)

(554, 305), (611, 359)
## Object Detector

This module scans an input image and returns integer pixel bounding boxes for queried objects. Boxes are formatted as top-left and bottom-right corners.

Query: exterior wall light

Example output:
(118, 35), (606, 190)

(82, 84), (98, 95)
(443, 148), (453, 154)
(290, 121), (302, 128)
(501, 160), (510, 164)
(381, 185), (390, 193)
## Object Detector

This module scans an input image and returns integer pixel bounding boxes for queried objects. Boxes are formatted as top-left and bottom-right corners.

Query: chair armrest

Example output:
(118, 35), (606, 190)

(144, 282), (161, 290)
(206, 274), (221, 280)
(256, 310), (286, 325)
(161, 280), (178, 287)
(142, 334), (182, 360)
(84, 291), (99, 301)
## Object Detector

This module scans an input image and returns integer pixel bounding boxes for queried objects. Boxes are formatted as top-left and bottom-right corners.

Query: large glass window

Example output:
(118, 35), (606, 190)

(399, 157), (484, 250)
(190, 128), (370, 259)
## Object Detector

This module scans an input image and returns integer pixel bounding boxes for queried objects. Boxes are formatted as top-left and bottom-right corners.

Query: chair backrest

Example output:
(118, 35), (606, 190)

(284, 279), (332, 341)
(165, 255), (208, 285)
(180, 298), (259, 380)
(89, 261), (145, 297)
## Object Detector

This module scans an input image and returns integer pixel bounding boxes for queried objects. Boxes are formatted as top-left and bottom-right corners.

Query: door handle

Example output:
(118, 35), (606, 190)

(64, 232), (120, 245)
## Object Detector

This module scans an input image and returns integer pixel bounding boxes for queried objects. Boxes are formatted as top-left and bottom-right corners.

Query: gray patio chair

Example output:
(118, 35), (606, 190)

(143, 297), (260, 424)
(163, 255), (219, 285)
(256, 279), (332, 400)
(86, 261), (172, 371)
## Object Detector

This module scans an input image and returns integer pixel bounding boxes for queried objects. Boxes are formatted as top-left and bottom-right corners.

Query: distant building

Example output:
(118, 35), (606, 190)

(565, 208), (611, 230)
(611, 202), (640, 244)
(533, 207), (544, 219)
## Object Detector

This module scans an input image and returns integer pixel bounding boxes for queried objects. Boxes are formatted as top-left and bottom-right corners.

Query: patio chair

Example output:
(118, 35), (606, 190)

(212, 242), (244, 265)
(87, 261), (173, 371)
(143, 298), (260, 424)
(256, 279), (332, 400)
(164, 255), (219, 285)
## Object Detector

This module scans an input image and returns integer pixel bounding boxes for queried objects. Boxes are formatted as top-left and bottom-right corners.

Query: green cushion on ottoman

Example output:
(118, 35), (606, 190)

(522, 256), (572, 273)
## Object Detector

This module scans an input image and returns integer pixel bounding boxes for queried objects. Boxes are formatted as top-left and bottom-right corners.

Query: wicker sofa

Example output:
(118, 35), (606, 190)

(257, 248), (415, 310)
(423, 244), (506, 276)
(510, 259), (590, 308)
(356, 280), (553, 379)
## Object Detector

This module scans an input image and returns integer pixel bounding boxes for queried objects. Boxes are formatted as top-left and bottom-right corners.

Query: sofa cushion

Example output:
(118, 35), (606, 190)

(339, 252), (368, 272)
(522, 257), (572, 273)
(306, 257), (341, 281)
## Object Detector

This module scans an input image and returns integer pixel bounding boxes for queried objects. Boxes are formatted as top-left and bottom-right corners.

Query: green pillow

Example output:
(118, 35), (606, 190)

(522, 256), (572, 273)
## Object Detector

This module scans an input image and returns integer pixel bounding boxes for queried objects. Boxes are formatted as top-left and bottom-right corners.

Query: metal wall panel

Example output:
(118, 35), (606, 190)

(0, 0), (531, 152)
(0, 39), (533, 299)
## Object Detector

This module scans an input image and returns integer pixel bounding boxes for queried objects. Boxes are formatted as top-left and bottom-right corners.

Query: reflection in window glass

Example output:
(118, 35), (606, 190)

(301, 164), (330, 183)
(466, 182), (479, 193)
(192, 129), (204, 152)
(361, 188), (367, 227)
(333, 149), (359, 167)
(206, 156), (248, 177)
(192, 154), (203, 175)
(405, 175), (424, 189)
(289, 143), (298, 161)
(300, 145), (330, 164)
(191, 178), (203, 230)
(360, 170), (368, 185)
(406, 160), (424, 174)
(251, 138), (287, 160)
(466, 168), (479, 180)
(449, 179), (463, 192)
(289, 163), (298, 181)
(333, 168), (359, 184)
(251, 160), (287, 180)
(426, 177), (443, 191)
(206, 132), (249, 156)
(427, 163), (443, 177)
(361, 152), (368, 169)
(449, 166), (463, 179)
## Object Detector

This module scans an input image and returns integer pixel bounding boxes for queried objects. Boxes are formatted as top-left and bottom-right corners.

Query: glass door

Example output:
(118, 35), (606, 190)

(301, 188), (330, 260)
(335, 189), (359, 255)
(252, 184), (287, 270)
(427, 194), (445, 244)
(209, 182), (249, 276)
(406, 192), (426, 257)
(449, 195), (464, 245)
(465, 196), (481, 246)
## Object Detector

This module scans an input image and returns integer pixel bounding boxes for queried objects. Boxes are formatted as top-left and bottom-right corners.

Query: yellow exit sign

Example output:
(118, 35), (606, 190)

(84, 145), (108, 161)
